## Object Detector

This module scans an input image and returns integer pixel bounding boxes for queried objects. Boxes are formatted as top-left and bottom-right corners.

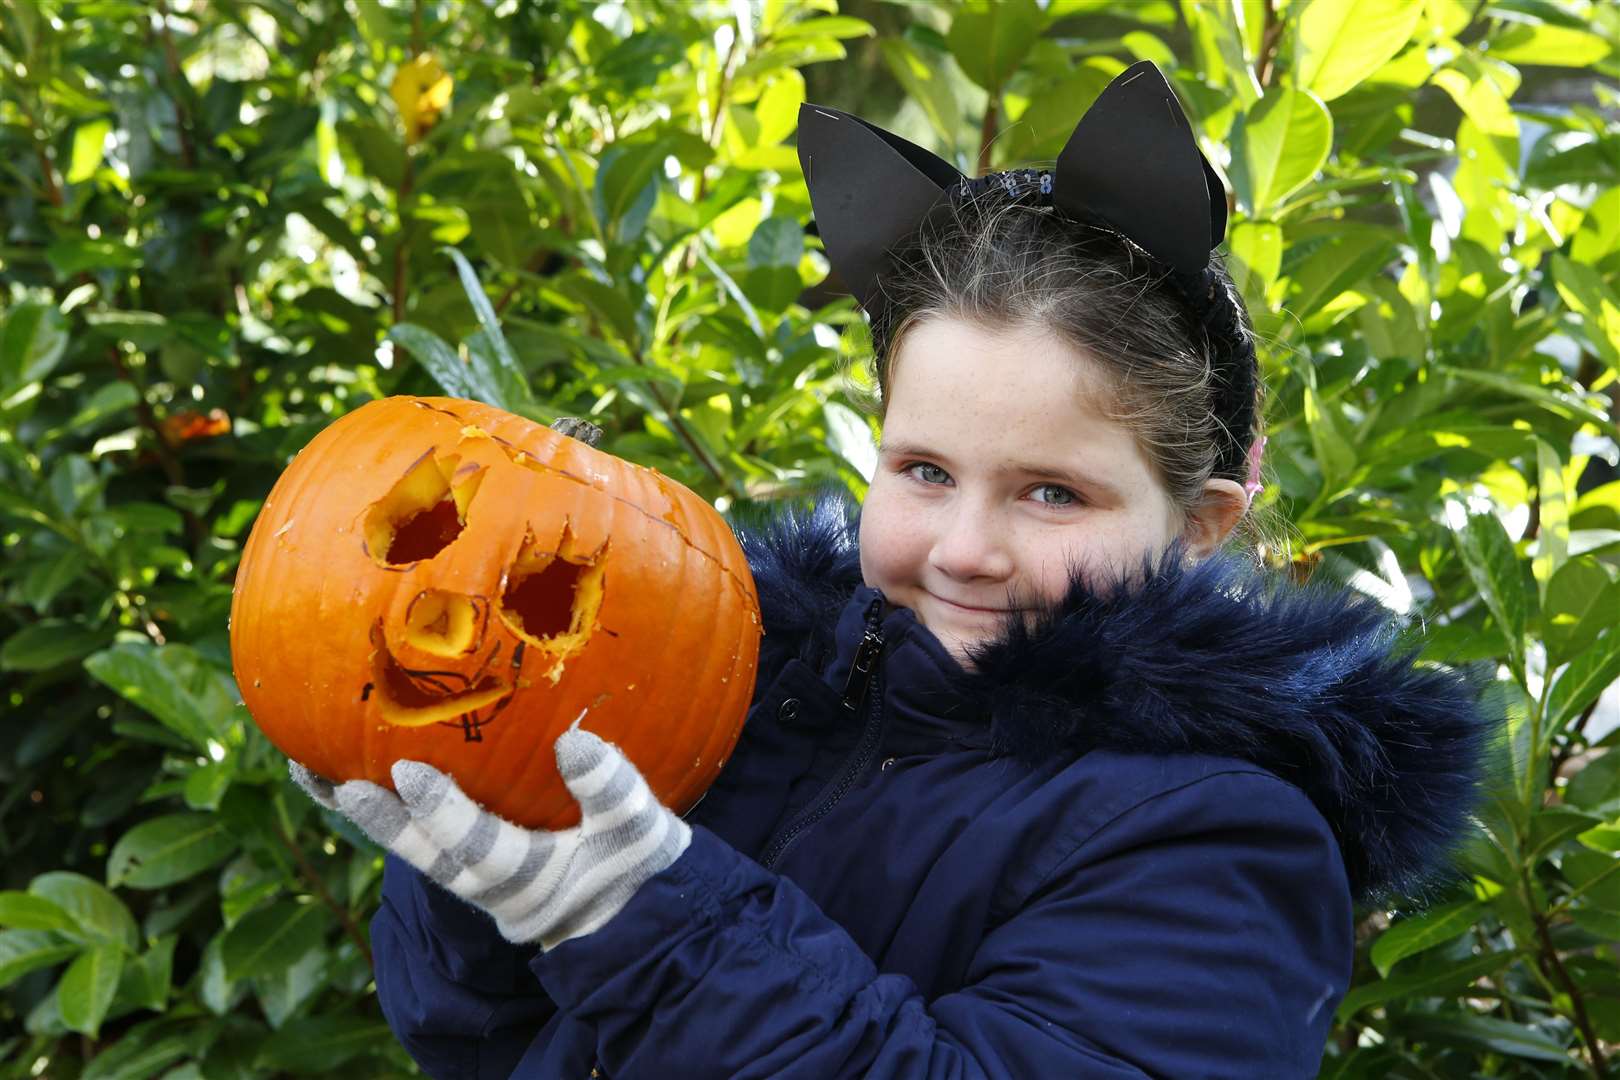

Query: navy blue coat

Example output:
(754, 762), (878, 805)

(371, 497), (1497, 1078)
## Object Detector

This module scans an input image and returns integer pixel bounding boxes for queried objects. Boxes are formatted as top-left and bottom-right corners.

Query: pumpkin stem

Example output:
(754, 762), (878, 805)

(550, 416), (603, 447)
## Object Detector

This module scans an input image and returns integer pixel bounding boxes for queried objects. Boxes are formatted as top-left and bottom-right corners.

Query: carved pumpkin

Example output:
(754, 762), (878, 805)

(230, 396), (761, 830)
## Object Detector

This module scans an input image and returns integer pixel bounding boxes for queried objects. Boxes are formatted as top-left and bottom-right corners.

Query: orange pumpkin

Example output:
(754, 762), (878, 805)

(230, 396), (761, 830)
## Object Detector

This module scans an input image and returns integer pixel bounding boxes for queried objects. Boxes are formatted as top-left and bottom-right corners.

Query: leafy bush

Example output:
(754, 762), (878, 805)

(0, 0), (1617, 1076)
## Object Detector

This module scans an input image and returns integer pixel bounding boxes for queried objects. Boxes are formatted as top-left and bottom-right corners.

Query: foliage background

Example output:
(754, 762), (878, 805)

(2, 0), (1619, 1075)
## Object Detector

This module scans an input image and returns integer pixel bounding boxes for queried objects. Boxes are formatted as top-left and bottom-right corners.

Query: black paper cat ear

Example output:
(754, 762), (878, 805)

(796, 103), (963, 309)
(798, 61), (1226, 307)
(1052, 60), (1224, 277)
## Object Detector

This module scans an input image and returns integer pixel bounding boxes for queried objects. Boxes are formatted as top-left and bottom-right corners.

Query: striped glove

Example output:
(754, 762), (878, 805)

(290, 722), (691, 950)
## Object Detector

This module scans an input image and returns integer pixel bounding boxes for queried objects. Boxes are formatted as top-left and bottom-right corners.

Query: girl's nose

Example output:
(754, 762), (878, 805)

(928, 507), (1014, 583)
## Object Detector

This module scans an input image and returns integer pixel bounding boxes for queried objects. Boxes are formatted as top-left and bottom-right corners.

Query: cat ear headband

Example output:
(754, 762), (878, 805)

(796, 60), (1260, 483)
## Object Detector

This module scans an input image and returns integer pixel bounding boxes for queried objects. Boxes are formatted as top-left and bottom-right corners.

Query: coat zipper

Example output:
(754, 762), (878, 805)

(758, 596), (886, 872)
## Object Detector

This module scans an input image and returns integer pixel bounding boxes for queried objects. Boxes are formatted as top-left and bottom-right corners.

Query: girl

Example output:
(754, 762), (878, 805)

(295, 62), (1496, 1078)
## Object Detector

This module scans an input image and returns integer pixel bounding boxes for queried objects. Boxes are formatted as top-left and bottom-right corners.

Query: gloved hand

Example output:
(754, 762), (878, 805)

(290, 719), (692, 950)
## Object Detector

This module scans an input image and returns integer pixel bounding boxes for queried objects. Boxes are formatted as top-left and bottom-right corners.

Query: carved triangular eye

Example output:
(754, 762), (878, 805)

(363, 449), (486, 567)
(496, 524), (608, 683)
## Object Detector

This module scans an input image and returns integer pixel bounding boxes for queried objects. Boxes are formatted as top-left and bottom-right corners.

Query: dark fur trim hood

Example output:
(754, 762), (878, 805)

(733, 494), (1503, 908)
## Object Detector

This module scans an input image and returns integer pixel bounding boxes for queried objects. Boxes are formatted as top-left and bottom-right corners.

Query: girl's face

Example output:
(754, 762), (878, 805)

(859, 316), (1238, 668)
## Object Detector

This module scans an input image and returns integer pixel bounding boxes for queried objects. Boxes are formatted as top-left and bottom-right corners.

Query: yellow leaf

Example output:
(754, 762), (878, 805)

(391, 54), (454, 145)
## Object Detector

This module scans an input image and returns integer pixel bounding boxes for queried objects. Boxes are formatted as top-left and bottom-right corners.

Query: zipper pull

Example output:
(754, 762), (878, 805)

(841, 596), (885, 711)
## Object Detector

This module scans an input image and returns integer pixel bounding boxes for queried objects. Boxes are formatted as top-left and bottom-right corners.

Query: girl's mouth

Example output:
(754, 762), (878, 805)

(930, 592), (1021, 615)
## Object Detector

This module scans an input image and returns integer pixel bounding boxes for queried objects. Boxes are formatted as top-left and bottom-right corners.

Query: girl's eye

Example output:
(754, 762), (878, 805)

(904, 462), (951, 485)
(1031, 484), (1079, 507)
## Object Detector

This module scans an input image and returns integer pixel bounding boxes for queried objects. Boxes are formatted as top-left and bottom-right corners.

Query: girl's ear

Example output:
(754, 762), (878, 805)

(1180, 478), (1248, 559)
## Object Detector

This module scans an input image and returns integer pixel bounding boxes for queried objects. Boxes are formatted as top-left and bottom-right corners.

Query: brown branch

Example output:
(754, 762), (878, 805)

(1256, 0), (1285, 90)
(631, 344), (731, 492)
(153, 1), (197, 171)
(273, 821), (373, 969)
(1550, 700), (1604, 788)
(35, 140), (63, 208)
(392, 153), (416, 324)
(977, 97), (999, 176)
(18, 92), (64, 208)
(1533, 909), (1609, 1079)
(393, 0), (425, 324)
(108, 345), (205, 546)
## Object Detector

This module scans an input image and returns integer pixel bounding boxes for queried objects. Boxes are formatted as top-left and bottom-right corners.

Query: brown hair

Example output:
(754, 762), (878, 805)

(852, 194), (1265, 522)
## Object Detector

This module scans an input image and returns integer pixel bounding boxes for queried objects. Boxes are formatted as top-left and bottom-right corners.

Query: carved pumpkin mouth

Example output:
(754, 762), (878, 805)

(368, 620), (515, 729)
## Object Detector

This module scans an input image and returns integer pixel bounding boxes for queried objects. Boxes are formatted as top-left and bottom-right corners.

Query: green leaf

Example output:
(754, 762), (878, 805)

(387, 322), (502, 405)
(255, 944), (331, 1029)
(1296, 0), (1423, 101)
(67, 118), (112, 183)
(1282, 227), (1396, 331)
(197, 933), (241, 1016)
(1560, 850), (1620, 909)
(45, 239), (143, 276)
(1548, 628), (1620, 736)
(29, 872), (139, 951)
(1528, 806), (1606, 862)
(595, 139), (669, 237)
(183, 762), (233, 811)
(1230, 88), (1333, 215)
(48, 454), (101, 517)
(1335, 950), (1511, 1022)
(1544, 556), (1620, 665)
(108, 813), (239, 890)
(58, 943), (124, 1038)
(1228, 221), (1282, 298)
(20, 548), (86, 611)
(221, 901), (329, 983)
(945, 0), (1043, 94)
(1, 300), (70, 392)
(1440, 365), (1617, 435)
(747, 217), (804, 270)
(1370, 898), (1488, 977)
(1397, 1014), (1573, 1063)
(1570, 905), (1620, 940)
(742, 266), (803, 312)
(1181, 0), (1258, 105)
(0, 930), (79, 990)
(444, 247), (534, 409)
(84, 642), (235, 752)
(1566, 752), (1620, 814)
(0, 892), (77, 933)
(79, 1015), (200, 1080)
(1488, 22), (1612, 67)
(337, 120), (405, 188)
(84, 309), (171, 349)
(1303, 385), (1356, 497)
(824, 401), (877, 481)
(119, 933), (177, 1012)
(1533, 439), (1571, 600)
(0, 619), (114, 672)
(42, 381), (139, 443)
(1580, 823), (1620, 854)
(1449, 504), (1527, 672)
(256, 1015), (395, 1070)
(773, 15), (875, 40)
(879, 39), (961, 149)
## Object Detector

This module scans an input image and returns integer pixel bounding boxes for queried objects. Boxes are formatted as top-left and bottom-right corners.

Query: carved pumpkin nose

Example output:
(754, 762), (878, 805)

(404, 589), (481, 656)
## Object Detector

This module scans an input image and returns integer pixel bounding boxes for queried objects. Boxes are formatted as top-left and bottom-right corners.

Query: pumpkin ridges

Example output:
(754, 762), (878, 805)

(233, 396), (761, 830)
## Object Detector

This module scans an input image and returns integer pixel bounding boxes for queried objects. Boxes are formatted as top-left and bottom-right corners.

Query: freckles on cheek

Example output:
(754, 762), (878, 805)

(858, 486), (913, 590)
